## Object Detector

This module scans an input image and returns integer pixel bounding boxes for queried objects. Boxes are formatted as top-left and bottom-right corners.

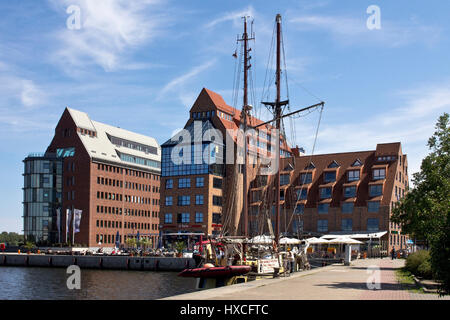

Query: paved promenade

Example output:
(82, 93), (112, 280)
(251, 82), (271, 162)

(165, 258), (449, 300)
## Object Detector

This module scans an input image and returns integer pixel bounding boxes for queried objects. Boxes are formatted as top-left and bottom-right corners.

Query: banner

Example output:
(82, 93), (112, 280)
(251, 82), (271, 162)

(73, 209), (82, 233)
(66, 208), (72, 243)
(56, 208), (61, 243)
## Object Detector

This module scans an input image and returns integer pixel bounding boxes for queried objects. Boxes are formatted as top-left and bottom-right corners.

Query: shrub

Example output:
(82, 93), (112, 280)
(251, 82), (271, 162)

(405, 250), (430, 275)
(417, 259), (433, 279)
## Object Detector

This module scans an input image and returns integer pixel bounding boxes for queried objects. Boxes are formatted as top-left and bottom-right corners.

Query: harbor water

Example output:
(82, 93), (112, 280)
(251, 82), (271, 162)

(0, 266), (197, 300)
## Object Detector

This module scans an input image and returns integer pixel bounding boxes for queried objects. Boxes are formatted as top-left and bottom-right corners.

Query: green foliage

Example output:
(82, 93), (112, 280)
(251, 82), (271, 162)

(392, 113), (450, 294)
(418, 259), (433, 279)
(126, 237), (137, 248)
(174, 241), (186, 253)
(24, 241), (35, 251)
(405, 250), (430, 276)
(0, 232), (24, 246)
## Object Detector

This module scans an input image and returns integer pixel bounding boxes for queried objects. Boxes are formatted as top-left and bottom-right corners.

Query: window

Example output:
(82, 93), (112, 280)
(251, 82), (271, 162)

(344, 186), (356, 198)
(294, 204), (304, 214)
(342, 202), (354, 213)
(306, 162), (315, 170)
(367, 218), (379, 231)
(195, 195), (204, 205)
(347, 170), (360, 182)
(177, 213), (190, 223)
(373, 168), (386, 180)
(299, 172), (312, 184)
(296, 188), (308, 200)
(369, 184), (383, 197)
(196, 177), (204, 187)
(166, 179), (173, 189)
(212, 213), (222, 224)
(213, 177), (222, 188)
(328, 161), (340, 168)
(320, 187), (332, 199)
(165, 196), (173, 206)
(195, 212), (203, 223)
(177, 196), (190, 206)
(318, 203), (329, 214)
(324, 171), (336, 183)
(341, 219), (353, 231)
(368, 201), (380, 213)
(213, 196), (222, 206)
(317, 220), (328, 232)
(280, 174), (290, 186)
(352, 159), (363, 167)
(178, 178), (191, 188)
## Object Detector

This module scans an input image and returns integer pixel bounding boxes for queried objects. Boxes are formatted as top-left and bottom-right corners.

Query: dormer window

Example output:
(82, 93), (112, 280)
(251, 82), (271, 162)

(320, 187), (332, 199)
(373, 168), (386, 180)
(328, 160), (340, 168)
(347, 170), (360, 182)
(280, 174), (290, 186)
(324, 171), (336, 183)
(352, 159), (363, 167)
(299, 172), (312, 184)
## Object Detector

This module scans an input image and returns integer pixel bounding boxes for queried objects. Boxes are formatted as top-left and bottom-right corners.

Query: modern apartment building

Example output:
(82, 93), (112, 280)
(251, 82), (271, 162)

(248, 142), (410, 251)
(159, 88), (292, 243)
(23, 108), (161, 247)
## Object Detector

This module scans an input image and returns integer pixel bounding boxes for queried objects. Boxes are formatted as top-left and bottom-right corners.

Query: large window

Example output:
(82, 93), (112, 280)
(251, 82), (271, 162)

(368, 201), (380, 213)
(165, 196), (173, 206)
(299, 172), (312, 184)
(341, 219), (353, 231)
(373, 168), (386, 180)
(344, 186), (356, 198)
(177, 213), (190, 223)
(317, 220), (328, 232)
(296, 188), (308, 200)
(320, 187), (332, 199)
(178, 178), (190, 188)
(369, 184), (383, 197)
(213, 196), (222, 206)
(165, 179), (173, 189)
(212, 213), (222, 224)
(367, 218), (379, 231)
(318, 203), (329, 214)
(164, 213), (172, 223)
(195, 195), (204, 205)
(196, 177), (204, 187)
(347, 170), (360, 182)
(195, 212), (203, 223)
(109, 135), (158, 155)
(177, 196), (190, 206)
(213, 177), (222, 189)
(294, 204), (304, 214)
(117, 151), (160, 169)
(324, 171), (336, 183)
(342, 202), (354, 214)
(280, 174), (290, 186)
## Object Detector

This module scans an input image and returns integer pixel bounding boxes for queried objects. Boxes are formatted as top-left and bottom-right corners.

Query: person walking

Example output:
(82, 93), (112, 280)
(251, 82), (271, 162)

(391, 247), (396, 260)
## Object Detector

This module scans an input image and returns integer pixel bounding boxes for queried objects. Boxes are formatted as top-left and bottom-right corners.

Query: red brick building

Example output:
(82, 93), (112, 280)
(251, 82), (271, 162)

(23, 108), (161, 247)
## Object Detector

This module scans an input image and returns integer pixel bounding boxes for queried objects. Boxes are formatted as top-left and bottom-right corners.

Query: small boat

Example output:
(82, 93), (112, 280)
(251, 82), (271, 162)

(178, 265), (251, 278)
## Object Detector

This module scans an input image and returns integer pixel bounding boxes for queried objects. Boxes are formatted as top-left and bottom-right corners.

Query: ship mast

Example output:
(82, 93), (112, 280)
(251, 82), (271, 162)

(238, 16), (254, 237)
(275, 14), (282, 246)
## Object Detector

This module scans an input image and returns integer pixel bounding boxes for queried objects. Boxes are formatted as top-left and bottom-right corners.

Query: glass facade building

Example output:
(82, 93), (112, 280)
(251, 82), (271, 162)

(23, 154), (63, 244)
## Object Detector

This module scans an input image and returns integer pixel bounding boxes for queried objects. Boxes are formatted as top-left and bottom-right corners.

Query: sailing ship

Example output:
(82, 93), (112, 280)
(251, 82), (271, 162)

(178, 13), (324, 289)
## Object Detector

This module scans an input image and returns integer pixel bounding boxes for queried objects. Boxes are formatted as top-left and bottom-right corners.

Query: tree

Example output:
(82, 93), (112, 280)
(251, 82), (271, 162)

(126, 237), (137, 249)
(392, 113), (450, 295)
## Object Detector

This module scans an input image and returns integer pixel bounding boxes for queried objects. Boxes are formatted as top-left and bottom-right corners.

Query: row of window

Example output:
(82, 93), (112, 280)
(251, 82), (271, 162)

(95, 205), (159, 217)
(97, 177), (159, 193)
(164, 195), (217, 206)
(287, 201), (381, 215)
(96, 163), (160, 180)
(164, 212), (222, 224)
(294, 168), (386, 186)
(96, 220), (158, 231)
(95, 234), (157, 245)
(315, 218), (379, 232)
(108, 134), (158, 155)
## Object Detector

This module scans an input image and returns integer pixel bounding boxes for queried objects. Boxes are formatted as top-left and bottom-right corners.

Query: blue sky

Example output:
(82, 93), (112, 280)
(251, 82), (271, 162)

(1, 0), (449, 233)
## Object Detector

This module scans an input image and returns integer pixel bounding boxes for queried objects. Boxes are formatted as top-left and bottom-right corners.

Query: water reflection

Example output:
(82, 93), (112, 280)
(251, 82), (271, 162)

(0, 267), (197, 300)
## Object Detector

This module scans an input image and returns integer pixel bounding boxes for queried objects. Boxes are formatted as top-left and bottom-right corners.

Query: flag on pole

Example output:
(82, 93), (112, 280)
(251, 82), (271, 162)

(66, 209), (72, 243)
(73, 209), (82, 233)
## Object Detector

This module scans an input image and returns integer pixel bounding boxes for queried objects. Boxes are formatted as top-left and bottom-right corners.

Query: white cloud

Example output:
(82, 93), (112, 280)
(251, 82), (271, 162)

(289, 14), (441, 47)
(49, 0), (168, 72)
(205, 6), (255, 29)
(158, 59), (217, 101)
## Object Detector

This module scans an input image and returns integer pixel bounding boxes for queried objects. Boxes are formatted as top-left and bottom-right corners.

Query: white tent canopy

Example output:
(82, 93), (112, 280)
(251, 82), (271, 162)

(280, 237), (302, 244)
(247, 235), (274, 244)
(305, 237), (330, 244)
(320, 231), (387, 240)
(327, 237), (363, 244)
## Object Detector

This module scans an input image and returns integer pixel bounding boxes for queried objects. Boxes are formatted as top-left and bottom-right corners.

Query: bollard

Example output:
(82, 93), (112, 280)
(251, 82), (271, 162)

(48, 257), (52, 267)
(99, 258), (103, 269)
(155, 260), (159, 271)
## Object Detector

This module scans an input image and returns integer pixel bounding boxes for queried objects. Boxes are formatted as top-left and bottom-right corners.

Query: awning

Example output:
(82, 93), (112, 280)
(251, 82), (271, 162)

(320, 231), (387, 239)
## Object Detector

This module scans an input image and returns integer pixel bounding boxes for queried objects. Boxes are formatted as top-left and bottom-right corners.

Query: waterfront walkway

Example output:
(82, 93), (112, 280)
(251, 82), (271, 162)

(164, 258), (449, 300)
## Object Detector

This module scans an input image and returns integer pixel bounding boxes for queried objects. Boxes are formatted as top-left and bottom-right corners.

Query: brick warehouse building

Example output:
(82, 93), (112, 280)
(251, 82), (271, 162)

(248, 142), (410, 252)
(159, 88), (410, 252)
(23, 108), (161, 247)
(159, 88), (292, 243)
